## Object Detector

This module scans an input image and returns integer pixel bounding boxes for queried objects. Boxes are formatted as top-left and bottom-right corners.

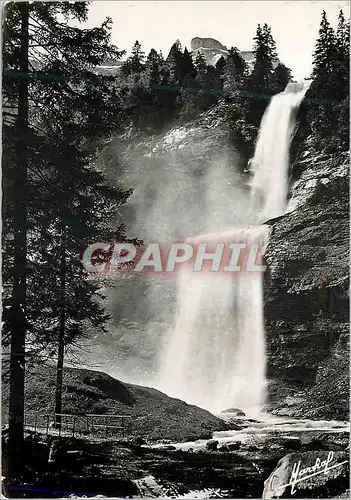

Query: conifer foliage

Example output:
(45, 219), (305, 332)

(306, 10), (350, 151)
(3, 1), (133, 480)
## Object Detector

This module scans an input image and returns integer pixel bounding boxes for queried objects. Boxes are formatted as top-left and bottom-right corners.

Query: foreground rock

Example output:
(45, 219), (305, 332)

(206, 439), (219, 451)
(263, 451), (349, 499)
(3, 420), (348, 498)
(2, 432), (280, 498)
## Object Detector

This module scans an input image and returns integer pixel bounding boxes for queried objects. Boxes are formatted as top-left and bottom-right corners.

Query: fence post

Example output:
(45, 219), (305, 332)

(34, 414), (38, 433)
(72, 416), (76, 437)
(121, 416), (124, 439)
(46, 415), (49, 436)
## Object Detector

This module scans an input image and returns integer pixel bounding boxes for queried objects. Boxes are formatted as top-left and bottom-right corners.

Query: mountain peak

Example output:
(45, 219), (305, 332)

(190, 36), (255, 68)
(191, 37), (227, 51)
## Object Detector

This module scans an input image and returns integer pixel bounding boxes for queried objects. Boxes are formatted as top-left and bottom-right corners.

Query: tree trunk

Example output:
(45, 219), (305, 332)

(54, 237), (66, 429)
(8, 2), (29, 482)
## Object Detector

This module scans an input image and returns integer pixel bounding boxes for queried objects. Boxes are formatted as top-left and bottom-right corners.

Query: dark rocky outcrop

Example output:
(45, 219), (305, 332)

(206, 439), (219, 451)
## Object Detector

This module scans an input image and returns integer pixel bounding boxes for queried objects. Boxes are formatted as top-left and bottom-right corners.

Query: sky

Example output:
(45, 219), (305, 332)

(85, 1), (350, 80)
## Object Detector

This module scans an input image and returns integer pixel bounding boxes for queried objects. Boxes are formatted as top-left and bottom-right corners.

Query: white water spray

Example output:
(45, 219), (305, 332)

(157, 83), (307, 416)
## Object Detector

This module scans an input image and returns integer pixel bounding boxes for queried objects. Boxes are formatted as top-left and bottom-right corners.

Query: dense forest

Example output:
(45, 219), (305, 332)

(2, 1), (349, 488)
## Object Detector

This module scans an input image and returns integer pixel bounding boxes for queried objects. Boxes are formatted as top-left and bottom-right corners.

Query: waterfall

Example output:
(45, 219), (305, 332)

(157, 83), (307, 417)
(250, 83), (308, 221)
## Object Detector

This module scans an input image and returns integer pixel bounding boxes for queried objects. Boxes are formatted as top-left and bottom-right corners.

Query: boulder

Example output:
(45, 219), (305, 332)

(158, 445), (176, 451)
(206, 439), (219, 451)
(223, 418), (243, 430)
(246, 445), (259, 452)
(130, 436), (146, 447)
(263, 451), (348, 499)
(218, 444), (229, 452)
(220, 408), (246, 417)
(281, 438), (302, 451)
(302, 439), (325, 451)
(227, 441), (241, 451)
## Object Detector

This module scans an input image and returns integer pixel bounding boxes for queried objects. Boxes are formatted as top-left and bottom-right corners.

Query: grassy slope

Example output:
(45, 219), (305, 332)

(2, 363), (231, 442)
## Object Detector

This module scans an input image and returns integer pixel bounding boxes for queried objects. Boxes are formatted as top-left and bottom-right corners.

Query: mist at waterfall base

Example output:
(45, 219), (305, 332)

(108, 83), (307, 418)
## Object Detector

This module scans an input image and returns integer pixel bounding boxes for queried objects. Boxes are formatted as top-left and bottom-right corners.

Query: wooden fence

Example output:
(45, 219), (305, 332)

(23, 412), (131, 438)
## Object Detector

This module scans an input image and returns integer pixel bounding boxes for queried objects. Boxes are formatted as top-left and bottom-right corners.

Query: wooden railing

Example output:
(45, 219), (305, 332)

(23, 412), (131, 438)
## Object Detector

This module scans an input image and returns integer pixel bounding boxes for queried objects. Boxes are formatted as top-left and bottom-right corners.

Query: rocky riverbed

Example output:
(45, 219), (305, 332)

(3, 413), (349, 499)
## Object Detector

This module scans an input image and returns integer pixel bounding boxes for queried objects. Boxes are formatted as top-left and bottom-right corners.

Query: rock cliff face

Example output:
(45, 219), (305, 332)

(264, 151), (349, 418)
(191, 37), (227, 52)
(190, 36), (255, 68)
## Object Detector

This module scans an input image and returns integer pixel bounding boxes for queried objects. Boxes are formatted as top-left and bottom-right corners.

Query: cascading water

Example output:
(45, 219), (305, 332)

(250, 82), (308, 221)
(157, 83), (307, 417)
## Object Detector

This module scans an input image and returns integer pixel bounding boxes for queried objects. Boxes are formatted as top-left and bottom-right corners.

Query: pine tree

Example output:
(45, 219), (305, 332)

(167, 39), (184, 84)
(188, 52), (221, 113)
(121, 40), (145, 83)
(336, 9), (349, 54)
(130, 40), (145, 74)
(262, 23), (278, 68)
(250, 23), (278, 91)
(165, 42), (198, 118)
(335, 10), (349, 98)
(146, 48), (163, 86)
(4, 2), (29, 481)
(143, 48), (175, 127)
(334, 10), (349, 150)
(307, 10), (349, 151)
(246, 23), (279, 126)
(181, 47), (197, 85)
(31, 141), (132, 429)
(215, 55), (226, 76)
(195, 52), (207, 72)
(310, 11), (338, 97)
(3, 1), (131, 477)
(120, 40), (151, 128)
(270, 63), (293, 93)
(222, 47), (248, 96)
